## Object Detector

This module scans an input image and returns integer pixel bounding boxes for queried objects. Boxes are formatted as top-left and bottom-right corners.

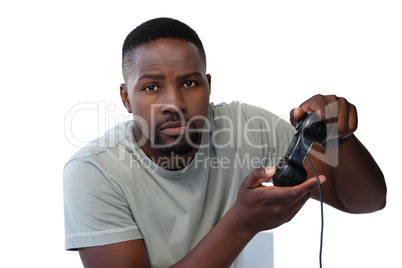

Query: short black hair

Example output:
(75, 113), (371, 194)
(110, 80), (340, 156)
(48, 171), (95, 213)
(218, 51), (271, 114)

(122, 17), (206, 81)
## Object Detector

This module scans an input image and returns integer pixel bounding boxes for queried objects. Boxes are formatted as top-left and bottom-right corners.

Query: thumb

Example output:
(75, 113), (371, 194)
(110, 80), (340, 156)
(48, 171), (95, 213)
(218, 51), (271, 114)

(242, 167), (276, 189)
(290, 107), (305, 126)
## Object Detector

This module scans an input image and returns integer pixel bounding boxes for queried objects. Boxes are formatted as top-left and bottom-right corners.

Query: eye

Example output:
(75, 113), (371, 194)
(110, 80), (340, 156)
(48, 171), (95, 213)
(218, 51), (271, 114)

(143, 84), (160, 91)
(183, 81), (198, 88)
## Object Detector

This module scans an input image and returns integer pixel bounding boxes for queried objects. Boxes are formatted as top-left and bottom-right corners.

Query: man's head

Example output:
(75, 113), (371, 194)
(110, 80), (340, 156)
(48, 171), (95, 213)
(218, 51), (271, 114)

(120, 18), (211, 167)
(122, 17), (206, 82)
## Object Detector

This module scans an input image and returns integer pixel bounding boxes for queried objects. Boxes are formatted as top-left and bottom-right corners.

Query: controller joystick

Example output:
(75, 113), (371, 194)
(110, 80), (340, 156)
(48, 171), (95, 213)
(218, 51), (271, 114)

(272, 112), (327, 186)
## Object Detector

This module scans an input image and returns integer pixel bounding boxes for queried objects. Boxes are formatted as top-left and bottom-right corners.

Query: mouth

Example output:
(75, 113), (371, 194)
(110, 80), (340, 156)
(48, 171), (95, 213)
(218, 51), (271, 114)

(159, 121), (189, 137)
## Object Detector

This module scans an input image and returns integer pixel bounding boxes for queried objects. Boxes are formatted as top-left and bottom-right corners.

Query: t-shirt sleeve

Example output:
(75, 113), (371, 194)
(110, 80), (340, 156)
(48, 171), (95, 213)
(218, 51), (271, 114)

(63, 159), (143, 250)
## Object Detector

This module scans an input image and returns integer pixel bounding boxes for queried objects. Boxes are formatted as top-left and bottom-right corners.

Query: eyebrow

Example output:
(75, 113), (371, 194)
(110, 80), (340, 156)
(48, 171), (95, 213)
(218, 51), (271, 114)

(179, 72), (203, 81)
(137, 74), (166, 82)
(137, 72), (203, 82)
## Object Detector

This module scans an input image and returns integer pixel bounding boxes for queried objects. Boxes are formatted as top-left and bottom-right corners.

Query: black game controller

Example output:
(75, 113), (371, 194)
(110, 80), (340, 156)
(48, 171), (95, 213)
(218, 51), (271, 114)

(272, 112), (327, 186)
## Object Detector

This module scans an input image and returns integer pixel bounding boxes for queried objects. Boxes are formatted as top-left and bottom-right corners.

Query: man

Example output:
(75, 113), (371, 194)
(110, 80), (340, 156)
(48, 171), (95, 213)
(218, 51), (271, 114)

(64, 17), (386, 267)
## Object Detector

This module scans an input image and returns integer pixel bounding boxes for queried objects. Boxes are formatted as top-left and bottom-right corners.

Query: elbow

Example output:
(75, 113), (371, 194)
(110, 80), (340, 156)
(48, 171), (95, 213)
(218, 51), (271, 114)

(374, 181), (387, 212)
(343, 198), (386, 214)
(352, 196), (386, 214)
(370, 172), (387, 212)
(363, 193), (387, 214)
(344, 176), (387, 214)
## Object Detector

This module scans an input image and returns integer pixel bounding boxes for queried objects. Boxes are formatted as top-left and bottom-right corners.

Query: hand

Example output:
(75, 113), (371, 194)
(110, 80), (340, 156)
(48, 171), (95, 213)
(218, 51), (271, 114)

(290, 94), (358, 141)
(233, 167), (326, 235)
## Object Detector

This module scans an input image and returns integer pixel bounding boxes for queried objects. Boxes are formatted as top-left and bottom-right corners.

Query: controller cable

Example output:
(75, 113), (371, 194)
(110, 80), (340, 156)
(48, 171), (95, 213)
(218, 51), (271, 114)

(304, 150), (324, 268)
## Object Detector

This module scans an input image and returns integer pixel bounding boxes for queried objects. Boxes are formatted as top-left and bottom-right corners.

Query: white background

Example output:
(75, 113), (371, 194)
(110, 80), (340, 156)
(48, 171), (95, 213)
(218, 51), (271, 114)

(1, 0), (400, 267)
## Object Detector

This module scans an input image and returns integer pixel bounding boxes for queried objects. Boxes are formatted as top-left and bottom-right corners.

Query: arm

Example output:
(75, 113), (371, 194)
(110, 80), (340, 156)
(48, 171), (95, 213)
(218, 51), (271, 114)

(63, 161), (150, 268)
(292, 94), (386, 213)
(78, 168), (326, 268)
(79, 240), (150, 268)
(172, 168), (325, 268)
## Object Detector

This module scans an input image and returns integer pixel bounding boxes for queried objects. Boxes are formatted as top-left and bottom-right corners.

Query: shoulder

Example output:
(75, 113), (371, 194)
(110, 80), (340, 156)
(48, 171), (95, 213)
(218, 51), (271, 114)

(210, 101), (267, 116)
(210, 101), (285, 121)
(209, 101), (293, 131)
(64, 121), (135, 188)
(65, 120), (133, 165)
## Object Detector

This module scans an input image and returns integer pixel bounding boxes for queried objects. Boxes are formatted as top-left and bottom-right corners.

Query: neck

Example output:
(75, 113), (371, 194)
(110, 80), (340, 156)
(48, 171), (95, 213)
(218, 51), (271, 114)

(150, 152), (196, 171)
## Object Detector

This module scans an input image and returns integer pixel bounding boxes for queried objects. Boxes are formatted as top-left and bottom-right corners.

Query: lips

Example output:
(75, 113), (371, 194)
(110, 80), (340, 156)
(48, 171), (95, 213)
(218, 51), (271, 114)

(159, 121), (189, 137)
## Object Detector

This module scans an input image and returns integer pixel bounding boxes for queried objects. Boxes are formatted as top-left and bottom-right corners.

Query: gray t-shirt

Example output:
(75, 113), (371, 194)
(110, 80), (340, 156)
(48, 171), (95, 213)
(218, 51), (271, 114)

(63, 101), (294, 267)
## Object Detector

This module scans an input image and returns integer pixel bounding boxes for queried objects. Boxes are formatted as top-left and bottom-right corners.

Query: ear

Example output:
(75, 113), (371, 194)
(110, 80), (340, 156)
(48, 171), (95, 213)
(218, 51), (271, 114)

(206, 74), (212, 96)
(120, 83), (132, 113)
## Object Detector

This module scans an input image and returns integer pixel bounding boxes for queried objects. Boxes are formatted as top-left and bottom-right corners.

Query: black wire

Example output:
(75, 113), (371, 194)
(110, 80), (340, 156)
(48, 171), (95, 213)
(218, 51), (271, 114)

(305, 153), (324, 268)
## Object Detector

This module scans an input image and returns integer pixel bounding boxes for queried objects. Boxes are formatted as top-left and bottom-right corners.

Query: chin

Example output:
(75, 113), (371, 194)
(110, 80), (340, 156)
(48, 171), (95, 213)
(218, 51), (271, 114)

(157, 142), (196, 156)
(154, 132), (201, 156)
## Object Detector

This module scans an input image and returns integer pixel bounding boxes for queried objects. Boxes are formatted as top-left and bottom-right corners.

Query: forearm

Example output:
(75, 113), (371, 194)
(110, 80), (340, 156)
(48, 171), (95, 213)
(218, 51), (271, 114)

(291, 95), (386, 213)
(171, 167), (324, 267)
(170, 205), (253, 268)
(170, 167), (322, 267)
(328, 135), (386, 213)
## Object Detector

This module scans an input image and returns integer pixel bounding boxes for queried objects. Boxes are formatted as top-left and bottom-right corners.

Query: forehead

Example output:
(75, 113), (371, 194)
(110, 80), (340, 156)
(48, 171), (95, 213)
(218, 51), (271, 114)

(125, 39), (205, 81)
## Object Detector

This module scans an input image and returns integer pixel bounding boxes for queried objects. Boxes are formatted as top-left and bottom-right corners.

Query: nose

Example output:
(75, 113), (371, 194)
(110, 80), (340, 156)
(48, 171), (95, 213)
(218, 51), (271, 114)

(160, 88), (186, 115)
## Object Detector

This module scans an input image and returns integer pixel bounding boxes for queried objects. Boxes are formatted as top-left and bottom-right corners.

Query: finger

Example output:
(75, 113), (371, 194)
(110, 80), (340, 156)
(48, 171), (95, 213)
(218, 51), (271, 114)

(290, 107), (305, 126)
(322, 94), (339, 121)
(291, 94), (332, 126)
(289, 108), (298, 126)
(300, 94), (344, 122)
(259, 176), (326, 203)
(308, 175), (327, 185)
(282, 176), (326, 202)
(337, 97), (350, 137)
(242, 167), (276, 189)
(343, 103), (358, 138)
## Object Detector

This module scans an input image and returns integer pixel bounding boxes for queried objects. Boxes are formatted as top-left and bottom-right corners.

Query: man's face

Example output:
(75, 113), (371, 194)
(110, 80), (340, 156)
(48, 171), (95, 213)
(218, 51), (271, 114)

(121, 38), (211, 157)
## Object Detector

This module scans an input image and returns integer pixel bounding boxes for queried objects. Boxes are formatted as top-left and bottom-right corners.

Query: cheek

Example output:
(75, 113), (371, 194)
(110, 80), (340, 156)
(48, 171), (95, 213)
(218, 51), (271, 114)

(130, 92), (148, 114)
(130, 97), (153, 130)
(195, 90), (210, 113)
(187, 91), (210, 122)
